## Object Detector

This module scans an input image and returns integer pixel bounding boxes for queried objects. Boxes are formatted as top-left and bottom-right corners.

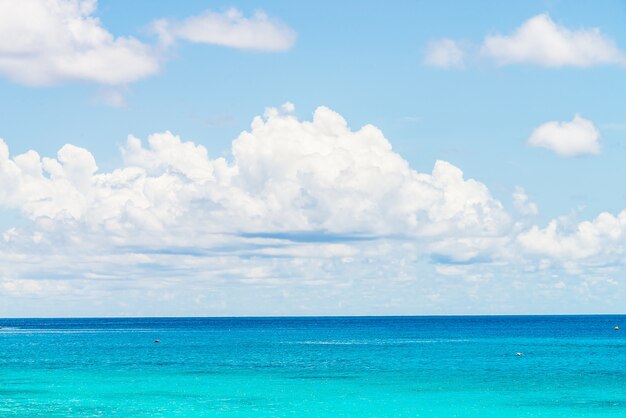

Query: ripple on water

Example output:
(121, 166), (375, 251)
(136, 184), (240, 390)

(290, 338), (471, 345)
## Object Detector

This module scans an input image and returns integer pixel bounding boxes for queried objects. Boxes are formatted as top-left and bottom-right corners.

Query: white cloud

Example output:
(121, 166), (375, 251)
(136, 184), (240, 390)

(0, 2), (296, 90)
(0, 0), (160, 86)
(482, 14), (626, 68)
(513, 186), (538, 216)
(427, 14), (626, 69)
(152, 8), (296, 52)
(94, 88), (127, 107)
(424, 39), (464, 68)
(518, 211), (626, 261)
(527, 114), (600, 157)
(0, 102), (514, 310)
(6, 103), (626, 315)
(0, 104), (510, 250)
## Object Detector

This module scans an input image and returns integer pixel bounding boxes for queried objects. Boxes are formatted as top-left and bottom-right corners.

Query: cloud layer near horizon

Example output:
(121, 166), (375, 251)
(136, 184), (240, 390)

(0, 104), (624, 314)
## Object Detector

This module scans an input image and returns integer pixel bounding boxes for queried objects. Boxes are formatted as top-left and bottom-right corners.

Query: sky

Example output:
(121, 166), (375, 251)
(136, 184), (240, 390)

(1, 0), (626, 317)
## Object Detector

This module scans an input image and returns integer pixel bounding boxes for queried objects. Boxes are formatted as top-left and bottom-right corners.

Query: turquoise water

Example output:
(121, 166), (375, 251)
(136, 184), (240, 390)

(1, 316), (626, 417)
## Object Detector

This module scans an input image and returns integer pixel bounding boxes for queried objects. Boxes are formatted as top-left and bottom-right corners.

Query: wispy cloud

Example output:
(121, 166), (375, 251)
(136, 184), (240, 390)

(151, 8), (296, 52)
(512, 187), (539, 216)
(424, 39), (465, 69)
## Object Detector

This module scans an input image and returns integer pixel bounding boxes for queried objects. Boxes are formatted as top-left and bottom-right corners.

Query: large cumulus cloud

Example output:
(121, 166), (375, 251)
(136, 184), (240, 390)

(0, 104), (511, 252)
(2, 104), (626, 315)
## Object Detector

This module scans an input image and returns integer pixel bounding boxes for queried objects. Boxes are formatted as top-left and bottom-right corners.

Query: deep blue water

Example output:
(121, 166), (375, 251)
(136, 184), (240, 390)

(1, 315), (626, 416)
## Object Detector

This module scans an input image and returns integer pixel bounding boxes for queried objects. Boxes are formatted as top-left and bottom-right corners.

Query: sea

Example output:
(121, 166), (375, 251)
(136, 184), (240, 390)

(1, 315), (625, 417)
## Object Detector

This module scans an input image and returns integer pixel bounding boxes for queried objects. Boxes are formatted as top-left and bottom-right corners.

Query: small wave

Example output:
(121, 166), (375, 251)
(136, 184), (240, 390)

(299, 341), (369, 345)
(0, 328), (162, 334)
(291, 339), (470, 345)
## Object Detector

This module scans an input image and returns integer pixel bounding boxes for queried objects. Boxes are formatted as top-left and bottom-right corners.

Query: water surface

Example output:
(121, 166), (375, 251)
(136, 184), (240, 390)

(1, 316), (625, 416)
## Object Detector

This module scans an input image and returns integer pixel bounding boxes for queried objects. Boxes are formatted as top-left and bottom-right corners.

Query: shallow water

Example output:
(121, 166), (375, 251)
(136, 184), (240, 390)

(1, 316), (625, 417)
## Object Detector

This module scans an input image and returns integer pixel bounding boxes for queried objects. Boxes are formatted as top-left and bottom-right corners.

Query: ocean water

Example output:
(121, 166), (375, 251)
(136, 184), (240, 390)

(1, 316), (626, 417)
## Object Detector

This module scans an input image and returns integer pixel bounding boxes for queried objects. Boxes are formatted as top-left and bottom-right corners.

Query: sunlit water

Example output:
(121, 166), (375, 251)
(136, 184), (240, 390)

(1, 316), (626, 417)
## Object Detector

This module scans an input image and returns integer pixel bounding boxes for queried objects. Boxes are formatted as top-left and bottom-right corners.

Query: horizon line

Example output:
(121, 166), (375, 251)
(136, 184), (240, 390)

(2, 313), (626, 320)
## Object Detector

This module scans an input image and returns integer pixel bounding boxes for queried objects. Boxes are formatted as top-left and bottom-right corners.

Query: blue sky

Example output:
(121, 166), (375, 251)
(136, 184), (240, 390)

(1, 0), (626, 316)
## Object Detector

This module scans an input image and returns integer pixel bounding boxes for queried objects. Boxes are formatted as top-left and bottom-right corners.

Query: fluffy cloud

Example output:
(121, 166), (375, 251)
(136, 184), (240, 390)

(518, 211), (626, 262)
(0, 104), (523, 315)
(527, 114), (600, 157)
(424, 39), (464, 69)
(482, 14), (626, 68)
(427, 13), (626, 69)
(3, 104), (626, 315)
(152, 8), (296, 51)
(0, 2), (296, 88)
(0, 0), (160, 85)
(0, 104), (510, 249)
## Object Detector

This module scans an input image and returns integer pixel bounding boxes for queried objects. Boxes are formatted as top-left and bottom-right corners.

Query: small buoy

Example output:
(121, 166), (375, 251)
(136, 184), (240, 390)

(615, 326), (619, 331)
(154, 339), (160, 343)
(516, 352), (523, 356)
